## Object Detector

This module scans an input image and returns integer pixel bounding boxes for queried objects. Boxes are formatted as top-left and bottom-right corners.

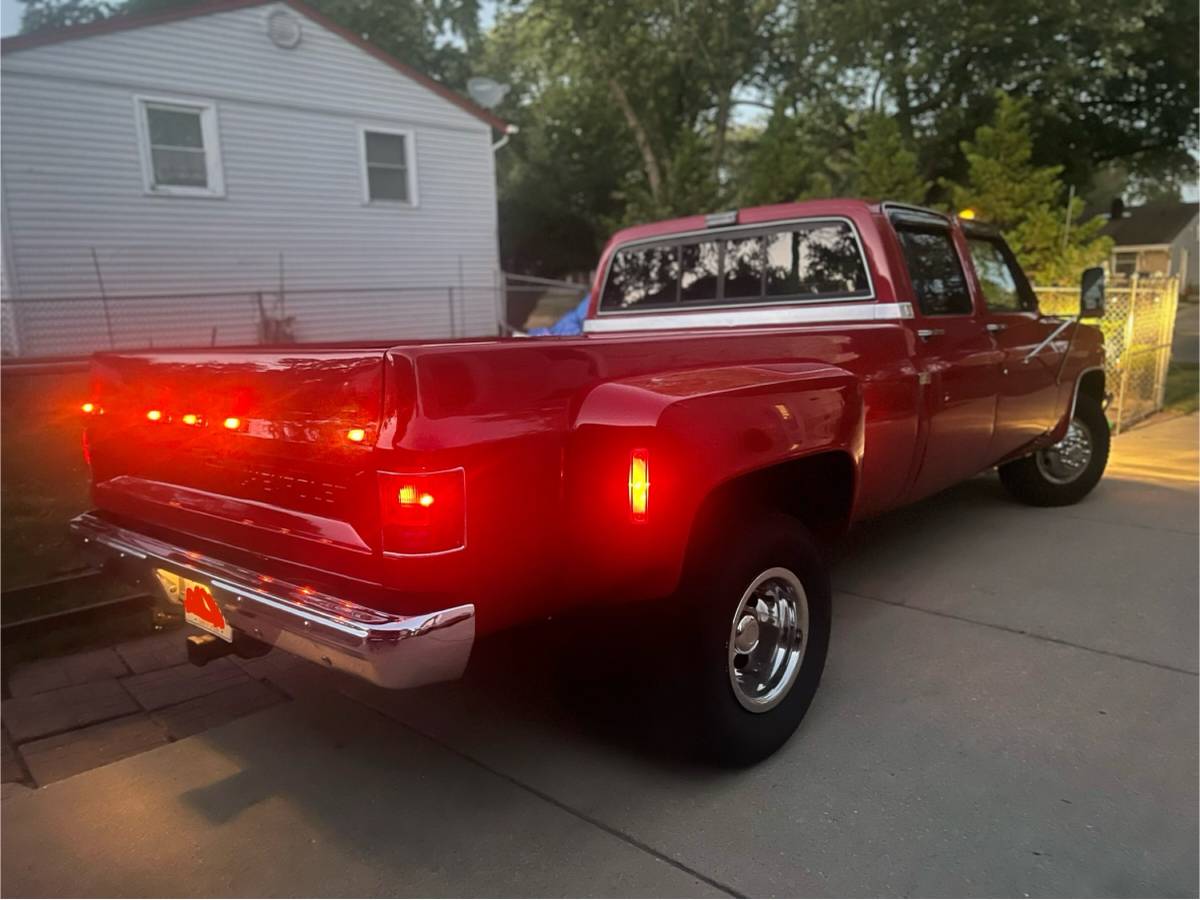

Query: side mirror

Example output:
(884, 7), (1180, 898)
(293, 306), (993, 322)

(1080, 267), (1105, 318)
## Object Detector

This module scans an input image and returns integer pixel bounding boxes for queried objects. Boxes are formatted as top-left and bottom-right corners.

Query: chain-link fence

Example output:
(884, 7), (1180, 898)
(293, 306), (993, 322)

(1036, 276), (1181, 432)
(0, 274), (591, 359)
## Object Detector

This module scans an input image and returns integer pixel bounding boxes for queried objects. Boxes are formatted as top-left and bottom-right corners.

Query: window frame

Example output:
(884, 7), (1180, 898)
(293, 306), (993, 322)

(596, 216), (875, 315)
(358, 125), (419, 207)
(133, 94), (225, 198)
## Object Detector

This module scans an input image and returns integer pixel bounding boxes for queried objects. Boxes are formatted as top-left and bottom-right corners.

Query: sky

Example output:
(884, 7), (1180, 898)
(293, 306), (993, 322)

(1, 0), (20, 36)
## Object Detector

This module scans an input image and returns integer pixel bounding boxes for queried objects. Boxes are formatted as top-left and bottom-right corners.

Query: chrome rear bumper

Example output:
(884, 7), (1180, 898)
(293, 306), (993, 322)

(70, 512), (474, 689)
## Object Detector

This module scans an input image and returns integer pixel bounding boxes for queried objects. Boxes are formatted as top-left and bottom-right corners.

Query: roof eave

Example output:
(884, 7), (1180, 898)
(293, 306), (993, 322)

(0, 0), (509, 132)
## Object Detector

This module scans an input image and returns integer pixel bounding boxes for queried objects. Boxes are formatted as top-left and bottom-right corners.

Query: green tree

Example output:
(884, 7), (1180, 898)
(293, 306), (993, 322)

(18, 0), (113, 32)
(781, 0), (1198, 199)
(945, 94), (1111, 285)
(847, 114), (929, 203)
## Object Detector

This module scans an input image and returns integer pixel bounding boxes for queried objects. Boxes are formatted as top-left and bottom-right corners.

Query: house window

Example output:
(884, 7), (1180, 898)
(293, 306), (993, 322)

(135, 96), (223, 197)
(361, 128), (417, 204)
(1113, 252), (1138, 277)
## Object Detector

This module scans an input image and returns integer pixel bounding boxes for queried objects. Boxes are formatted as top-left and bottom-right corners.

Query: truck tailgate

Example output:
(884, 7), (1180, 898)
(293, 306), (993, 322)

(83, 348), (388, 584)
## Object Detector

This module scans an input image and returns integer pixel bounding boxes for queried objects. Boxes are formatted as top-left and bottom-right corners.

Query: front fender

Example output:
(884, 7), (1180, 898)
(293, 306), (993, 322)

(562, 362), (864, 603)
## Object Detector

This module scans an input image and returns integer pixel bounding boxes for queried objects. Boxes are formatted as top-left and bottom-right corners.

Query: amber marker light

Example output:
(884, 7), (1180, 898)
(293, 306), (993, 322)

(958, 207), (977, 220)
(396, 484), (435, 507)
(223, 417), (241, 431)
(629, 448), (650, 523)
(146, 409), (164, 422)
(346, 427), (366, 443)
(181, 413), (201, 426)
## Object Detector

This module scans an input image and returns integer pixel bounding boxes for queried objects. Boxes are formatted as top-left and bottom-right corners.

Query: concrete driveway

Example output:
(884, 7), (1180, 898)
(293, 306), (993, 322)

(3, 416), (1197, 898)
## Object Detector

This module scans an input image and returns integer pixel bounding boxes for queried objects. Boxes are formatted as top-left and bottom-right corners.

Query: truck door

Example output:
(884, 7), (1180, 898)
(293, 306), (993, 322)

(962, 231), (1063, 458)
(891, 215), (1003, 500)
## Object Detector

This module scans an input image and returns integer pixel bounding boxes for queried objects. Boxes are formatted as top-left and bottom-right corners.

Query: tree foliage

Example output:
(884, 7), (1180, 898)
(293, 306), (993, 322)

(17, 0), (114, 31)
(16, 0), (1195, 281)
(848, 114), (929, 204)
(945, 95), (1112, 284)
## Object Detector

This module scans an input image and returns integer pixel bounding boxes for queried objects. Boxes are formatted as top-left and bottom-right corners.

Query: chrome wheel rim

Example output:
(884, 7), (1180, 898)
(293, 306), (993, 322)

(1035, 416), (1094, 485)
(727, 567), (808, 713)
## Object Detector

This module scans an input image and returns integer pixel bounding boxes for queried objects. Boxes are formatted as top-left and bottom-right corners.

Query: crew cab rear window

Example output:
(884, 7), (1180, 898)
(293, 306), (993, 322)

(894, 226), (973, 316)
(599, 220), (870, 312)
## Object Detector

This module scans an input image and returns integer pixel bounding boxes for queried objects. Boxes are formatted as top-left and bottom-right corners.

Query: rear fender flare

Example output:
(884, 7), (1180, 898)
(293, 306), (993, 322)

(565, 362), (864, 600)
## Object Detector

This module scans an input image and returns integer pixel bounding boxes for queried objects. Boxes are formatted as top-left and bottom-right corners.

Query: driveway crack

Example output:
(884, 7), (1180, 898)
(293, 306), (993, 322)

(839, 589), (1199, 677)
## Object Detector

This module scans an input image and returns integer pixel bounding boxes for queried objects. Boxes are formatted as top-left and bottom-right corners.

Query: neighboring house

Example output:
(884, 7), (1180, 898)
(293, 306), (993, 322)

(1099, 199), (1199, 297)
(0, 0), (509, 357)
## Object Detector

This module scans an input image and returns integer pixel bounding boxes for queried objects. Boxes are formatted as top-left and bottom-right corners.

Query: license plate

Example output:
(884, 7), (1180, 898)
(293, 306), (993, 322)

(154, 568), (232, 642)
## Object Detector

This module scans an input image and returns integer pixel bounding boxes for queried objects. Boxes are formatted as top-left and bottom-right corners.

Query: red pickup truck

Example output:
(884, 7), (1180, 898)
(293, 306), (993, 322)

(73, 199), (1108, 763)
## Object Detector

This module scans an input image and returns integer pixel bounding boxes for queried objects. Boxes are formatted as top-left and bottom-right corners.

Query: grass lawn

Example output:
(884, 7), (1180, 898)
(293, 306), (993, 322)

(0, 370), (129, 622)
(1164, 362), (1199, 415)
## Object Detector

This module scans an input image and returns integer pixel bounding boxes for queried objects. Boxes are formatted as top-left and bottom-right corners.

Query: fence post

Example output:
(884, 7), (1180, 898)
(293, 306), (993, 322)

(1113, 275), (1139, 433)
(1155, 276), (1180, 411)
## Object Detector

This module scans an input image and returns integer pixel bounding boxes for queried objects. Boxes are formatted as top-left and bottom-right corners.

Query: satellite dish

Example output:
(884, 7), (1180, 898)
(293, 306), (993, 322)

(467, 77), (510, 110)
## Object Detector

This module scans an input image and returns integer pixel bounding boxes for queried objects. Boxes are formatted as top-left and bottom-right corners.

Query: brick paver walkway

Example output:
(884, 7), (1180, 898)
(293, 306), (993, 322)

(2, 629), (299, 787)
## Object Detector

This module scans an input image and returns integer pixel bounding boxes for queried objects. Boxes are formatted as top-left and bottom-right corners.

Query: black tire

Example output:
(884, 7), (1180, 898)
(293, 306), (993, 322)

(676, 512), (831, 767)
(998, 392), (1110, 507)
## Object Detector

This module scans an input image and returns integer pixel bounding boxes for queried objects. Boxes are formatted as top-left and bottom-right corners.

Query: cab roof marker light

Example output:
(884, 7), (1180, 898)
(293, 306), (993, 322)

(146, 409), (164, 422)
(80, 401), (98, 414)
(223, 417), (241, 431)
(181, 413), (201, 426)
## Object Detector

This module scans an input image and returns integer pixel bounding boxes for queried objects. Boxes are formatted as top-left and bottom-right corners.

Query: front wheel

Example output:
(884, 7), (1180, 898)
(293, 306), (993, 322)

(998, 392), (1110, 507)
(677, 513), (831, 766)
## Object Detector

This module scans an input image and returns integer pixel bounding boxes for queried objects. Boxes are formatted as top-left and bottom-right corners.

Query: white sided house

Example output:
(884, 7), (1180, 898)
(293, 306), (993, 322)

(0, 0), (509, 357)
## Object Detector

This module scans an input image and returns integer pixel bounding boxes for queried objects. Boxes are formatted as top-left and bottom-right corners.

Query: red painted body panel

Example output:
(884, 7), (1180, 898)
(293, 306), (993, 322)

(81, 200), (1103, 635)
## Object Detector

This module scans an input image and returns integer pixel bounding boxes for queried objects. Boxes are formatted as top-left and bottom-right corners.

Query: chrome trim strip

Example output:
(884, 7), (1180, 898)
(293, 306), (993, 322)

(1069, 365), (1105, 421)
(70, 513), (474, 690)
(595, 215), (876, 316)
(583, 301), (914, 334)
(1023, 318), (1074, 363)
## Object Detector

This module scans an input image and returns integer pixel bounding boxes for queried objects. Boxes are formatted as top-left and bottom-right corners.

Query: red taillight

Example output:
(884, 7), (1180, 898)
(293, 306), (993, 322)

(629, 449), (649, 523)
(378, 469), (465, 554)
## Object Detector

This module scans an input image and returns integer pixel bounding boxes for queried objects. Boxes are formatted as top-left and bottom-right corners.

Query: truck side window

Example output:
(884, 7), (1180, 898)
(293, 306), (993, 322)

(967, 237), (1037, 313)
(600, 244), (680, 310)
(896, 227), (973, 316)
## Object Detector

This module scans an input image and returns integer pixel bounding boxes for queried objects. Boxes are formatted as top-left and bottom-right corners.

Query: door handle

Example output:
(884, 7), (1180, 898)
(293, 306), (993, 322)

(986, 322), (1007, 333)
(917, 328), (945, 341)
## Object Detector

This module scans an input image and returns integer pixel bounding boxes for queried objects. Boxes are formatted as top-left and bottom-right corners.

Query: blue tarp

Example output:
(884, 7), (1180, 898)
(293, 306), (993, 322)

(528, 294), (591, 336)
